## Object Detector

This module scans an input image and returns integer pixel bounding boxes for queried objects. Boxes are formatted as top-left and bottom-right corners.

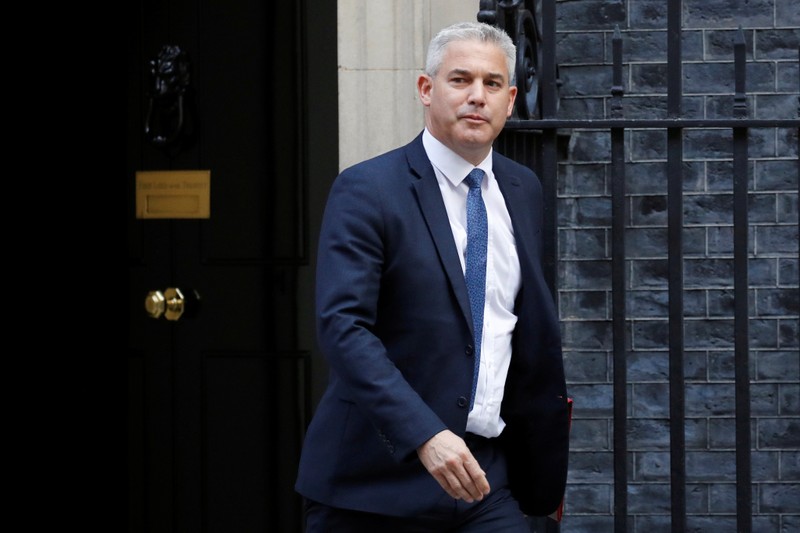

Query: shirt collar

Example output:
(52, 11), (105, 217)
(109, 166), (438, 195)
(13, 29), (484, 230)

(422, 128), (493, 187)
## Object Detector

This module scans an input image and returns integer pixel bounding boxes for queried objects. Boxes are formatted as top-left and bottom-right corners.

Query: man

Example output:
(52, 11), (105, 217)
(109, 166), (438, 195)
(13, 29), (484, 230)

(296, 21), (570, 531)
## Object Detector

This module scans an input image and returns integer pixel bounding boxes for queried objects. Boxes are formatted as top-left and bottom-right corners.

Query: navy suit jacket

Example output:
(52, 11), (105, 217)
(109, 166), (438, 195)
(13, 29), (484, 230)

(295, 133), (569, 517)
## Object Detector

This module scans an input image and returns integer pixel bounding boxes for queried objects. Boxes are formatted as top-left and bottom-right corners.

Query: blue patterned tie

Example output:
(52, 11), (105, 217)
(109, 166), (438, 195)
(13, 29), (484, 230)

(464, 168), (487, 411)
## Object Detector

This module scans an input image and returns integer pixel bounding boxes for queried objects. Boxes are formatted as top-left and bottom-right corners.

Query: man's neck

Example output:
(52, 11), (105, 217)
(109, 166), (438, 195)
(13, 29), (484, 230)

(424, 130), (492, 167)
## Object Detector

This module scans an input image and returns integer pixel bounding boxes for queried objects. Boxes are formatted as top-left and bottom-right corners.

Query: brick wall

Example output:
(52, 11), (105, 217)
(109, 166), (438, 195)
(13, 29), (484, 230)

(552, 1), (799, 531)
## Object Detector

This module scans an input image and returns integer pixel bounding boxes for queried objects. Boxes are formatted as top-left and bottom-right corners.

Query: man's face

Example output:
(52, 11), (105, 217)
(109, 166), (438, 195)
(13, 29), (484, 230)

(418, 39), (517, 165)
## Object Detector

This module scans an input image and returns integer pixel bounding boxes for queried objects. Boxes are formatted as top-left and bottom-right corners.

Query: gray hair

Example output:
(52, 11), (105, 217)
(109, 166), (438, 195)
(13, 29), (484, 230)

(424, 22), (517, 86)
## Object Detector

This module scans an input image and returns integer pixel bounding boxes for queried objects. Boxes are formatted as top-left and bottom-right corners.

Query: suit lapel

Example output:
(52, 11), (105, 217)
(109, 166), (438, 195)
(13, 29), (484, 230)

(494, 159), (536, 280)
(406, 136), (473, 331)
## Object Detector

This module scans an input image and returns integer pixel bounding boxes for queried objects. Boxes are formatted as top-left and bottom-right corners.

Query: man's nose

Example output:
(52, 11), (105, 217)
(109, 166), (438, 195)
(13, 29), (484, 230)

(467, 81), (487, 105)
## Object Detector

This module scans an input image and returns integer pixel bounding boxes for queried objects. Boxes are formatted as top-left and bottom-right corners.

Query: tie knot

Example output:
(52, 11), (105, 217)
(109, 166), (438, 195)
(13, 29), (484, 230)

(464, 168), (485, 190)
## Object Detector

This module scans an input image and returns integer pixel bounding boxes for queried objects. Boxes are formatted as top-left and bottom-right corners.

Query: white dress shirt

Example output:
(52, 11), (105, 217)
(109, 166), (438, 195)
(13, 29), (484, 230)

(422, 129), (522, 438)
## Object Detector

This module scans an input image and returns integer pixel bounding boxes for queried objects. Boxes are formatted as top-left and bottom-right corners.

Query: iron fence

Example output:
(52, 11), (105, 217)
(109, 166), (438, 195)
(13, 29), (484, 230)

(482, 1), (800, 532)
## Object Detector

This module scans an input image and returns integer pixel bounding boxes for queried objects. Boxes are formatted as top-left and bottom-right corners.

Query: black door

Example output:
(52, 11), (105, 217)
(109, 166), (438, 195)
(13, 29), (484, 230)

(126, 1), (336, 530)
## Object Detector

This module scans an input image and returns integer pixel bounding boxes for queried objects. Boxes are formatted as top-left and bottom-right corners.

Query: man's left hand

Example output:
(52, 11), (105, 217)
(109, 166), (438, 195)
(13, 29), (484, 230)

(416, 430), (491, 502)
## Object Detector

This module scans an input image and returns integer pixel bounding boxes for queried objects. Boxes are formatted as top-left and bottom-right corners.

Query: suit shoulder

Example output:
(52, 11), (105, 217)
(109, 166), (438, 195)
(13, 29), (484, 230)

(494, 151), (541, 197)
(331, 137), (428, 198)
(326, 143), (416, 205)
(339, 144), (409, 179)
(494, 151), (537, 179)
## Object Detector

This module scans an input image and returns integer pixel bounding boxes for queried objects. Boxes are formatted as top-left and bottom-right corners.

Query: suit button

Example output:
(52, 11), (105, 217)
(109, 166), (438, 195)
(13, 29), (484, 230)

(457, 396), (468, 408)
(465, 345), (474, 356)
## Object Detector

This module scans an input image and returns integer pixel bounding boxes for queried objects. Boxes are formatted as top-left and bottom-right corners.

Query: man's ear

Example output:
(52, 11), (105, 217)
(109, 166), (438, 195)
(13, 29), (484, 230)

(506, 85), (518, 117)
(417, 74), (433, 107)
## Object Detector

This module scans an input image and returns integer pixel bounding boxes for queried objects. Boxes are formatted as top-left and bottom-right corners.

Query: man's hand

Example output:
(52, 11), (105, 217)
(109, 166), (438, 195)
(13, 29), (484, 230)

(416, 430), (491, 502)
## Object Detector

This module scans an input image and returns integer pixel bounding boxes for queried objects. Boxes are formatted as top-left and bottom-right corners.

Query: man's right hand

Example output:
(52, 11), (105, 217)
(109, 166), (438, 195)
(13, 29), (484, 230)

(416, 429), (491, 502)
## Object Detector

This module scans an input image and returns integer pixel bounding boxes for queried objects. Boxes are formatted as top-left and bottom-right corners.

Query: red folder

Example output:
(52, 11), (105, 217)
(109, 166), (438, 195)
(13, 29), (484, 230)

(548, 397), (573, 523)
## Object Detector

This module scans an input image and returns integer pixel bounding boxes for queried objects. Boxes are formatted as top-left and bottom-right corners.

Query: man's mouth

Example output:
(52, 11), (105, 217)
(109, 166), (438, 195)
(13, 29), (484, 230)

(461, 113), (488, 123)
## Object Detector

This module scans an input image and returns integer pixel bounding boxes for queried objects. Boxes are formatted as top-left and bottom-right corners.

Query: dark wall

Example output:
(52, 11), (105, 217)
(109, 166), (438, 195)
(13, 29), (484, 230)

(298, 0), (339, 412)
(552, 1), (799, 531)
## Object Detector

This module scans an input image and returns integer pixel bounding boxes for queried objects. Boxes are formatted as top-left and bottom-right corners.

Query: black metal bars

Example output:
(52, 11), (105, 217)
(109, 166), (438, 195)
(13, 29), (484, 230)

(489, 1), (800, 531)
(540, 0), (559, 299)
(732, 27), (753, 533)
(610, 25), (628, 533)
(666, 2), (687, 531)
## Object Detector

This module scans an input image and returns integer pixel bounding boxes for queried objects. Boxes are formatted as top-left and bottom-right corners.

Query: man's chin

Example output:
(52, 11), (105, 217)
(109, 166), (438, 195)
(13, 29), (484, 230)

(456, 132), (494, 149)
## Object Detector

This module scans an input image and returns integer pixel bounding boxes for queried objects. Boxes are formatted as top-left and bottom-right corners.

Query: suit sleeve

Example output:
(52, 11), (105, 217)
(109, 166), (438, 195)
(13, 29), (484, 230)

(315, 167), (447, 460)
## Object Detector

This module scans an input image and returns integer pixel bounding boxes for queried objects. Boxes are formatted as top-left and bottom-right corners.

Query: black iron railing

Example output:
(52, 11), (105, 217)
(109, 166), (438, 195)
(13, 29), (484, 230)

(483, 1), (800, 532)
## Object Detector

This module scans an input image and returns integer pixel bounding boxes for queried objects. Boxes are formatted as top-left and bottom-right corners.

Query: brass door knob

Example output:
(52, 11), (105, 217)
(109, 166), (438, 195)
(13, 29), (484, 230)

(145, 287), (200, 320)
(145, 290), (166, 319)
(164, 287), (185, 321)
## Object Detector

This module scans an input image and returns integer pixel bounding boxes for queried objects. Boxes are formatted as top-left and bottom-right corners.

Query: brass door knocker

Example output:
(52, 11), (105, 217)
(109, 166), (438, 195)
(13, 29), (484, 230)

(144, 45), (191, 146)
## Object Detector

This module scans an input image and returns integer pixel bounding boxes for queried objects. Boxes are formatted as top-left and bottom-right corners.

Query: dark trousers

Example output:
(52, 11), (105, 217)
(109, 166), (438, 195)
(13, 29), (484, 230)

(304, 434), (531, 532)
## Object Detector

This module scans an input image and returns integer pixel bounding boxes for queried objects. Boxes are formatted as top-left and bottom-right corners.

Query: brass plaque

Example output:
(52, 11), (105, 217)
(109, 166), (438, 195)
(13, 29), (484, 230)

(136, 170), (211, 219)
